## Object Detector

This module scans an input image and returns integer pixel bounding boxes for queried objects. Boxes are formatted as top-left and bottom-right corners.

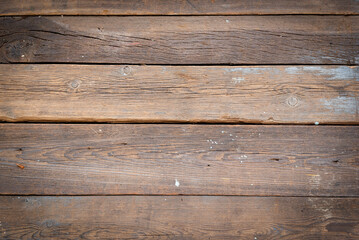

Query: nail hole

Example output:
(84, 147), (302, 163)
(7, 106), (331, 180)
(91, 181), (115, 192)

(270, 158), (280, 161)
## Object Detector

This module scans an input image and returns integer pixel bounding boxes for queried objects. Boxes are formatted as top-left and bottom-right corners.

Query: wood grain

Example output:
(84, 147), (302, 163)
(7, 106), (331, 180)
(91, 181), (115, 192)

(1, 16), (358, 64)
(1, 196), (358, 239)
(1, 0), (358, 16)
(1, 65), (358, 124)
(0, 124), (358, 196)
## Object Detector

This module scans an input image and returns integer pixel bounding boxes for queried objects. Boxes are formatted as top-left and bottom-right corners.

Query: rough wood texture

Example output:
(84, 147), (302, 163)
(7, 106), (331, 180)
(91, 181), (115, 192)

(0, 124), (358, 196)
(1, 196), (358, 239)
(1, 16), (358, 64)
(1, 65), (358, 124)
(1, 0), (359, 16)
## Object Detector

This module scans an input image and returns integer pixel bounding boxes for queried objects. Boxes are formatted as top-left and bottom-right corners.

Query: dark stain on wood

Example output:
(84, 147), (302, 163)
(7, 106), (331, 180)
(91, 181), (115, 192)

(0, 16), (358, 64)
(326, 222), (358, 232)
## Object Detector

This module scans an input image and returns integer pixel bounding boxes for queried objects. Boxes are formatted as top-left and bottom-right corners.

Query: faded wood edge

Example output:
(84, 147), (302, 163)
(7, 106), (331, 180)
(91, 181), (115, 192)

(1, 13), (359, 16)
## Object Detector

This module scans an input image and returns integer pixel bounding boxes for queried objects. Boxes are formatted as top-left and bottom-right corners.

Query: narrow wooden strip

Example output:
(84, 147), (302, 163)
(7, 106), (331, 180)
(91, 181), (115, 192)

(0, 65), (358, 124)
(0, 124), (358, 196)
(1, 16), (358, 64)
(1, 196), (358, 239)
(0, 0), (358, 15)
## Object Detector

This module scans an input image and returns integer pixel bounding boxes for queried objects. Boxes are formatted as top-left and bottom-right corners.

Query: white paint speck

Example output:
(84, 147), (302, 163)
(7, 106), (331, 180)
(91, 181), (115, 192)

(232, 77), (244, 84)
(321, 96), (357, 114)
(240, 161), (243, 163)
(175, 179), (180, 187)
(285, 66), (358, 80)
(21, 55), (25, 58)
(99, 129), (102, 132)
(81, 55), (84, 58)
(165, 198), (167, 201)
(226, 20), (229, 23)
(315, 122), (319, 125)
(221, 131), (225, 133)
(251, 184), (254, 186)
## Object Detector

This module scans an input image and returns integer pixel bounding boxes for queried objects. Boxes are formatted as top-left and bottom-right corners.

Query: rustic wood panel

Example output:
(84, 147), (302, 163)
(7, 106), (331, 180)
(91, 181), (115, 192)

(1, 16), (358, 64)
(1, 0), (358, 16)
(1, 196), (358, 239)
(0, 124), (358, 196)
(1, 65), (358, 124)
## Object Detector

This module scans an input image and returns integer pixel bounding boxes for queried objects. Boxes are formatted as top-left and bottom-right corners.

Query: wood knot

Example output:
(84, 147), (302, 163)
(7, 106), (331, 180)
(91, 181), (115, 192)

(4, 39), (33, 62)
(121, 66), (131, 76)
(69, 80), (81, 89)
(286, 96), (299, 107)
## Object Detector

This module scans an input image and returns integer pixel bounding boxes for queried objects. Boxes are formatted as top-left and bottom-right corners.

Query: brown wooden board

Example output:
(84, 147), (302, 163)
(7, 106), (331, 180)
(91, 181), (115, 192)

(1, 65), (358, 124)
(1, 16), (358, 64)
(1, 196), (358, 239)
(0, 0), (358, 16)
(0, 124), (358, 196)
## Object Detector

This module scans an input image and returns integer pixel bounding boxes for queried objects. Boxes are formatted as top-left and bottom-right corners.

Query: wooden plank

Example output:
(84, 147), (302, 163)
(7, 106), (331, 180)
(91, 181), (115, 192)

(1, 0), (358, 16)
(1, 196), (358, 239)
(0, 124), (358, 196)
(1, 16), (358, 64)
(1, 65), (358, 124)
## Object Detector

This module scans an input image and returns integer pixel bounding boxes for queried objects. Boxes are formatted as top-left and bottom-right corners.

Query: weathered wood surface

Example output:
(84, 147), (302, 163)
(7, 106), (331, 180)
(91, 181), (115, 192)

(1, 16), (358, 64)
(1, 196), (358, 239)
(0, 124), (358, 196)
(1, 0), (359, 16)
(1, 65), (358, 124)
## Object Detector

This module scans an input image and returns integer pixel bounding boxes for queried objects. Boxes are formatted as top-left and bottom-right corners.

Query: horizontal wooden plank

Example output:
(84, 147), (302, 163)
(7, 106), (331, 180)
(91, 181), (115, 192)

(1, 196), (358, 239)
(1, 16), (358, 64)
(0, 124), (358, 196)
(1, 0), (359, 16)
(1, 65), (358, 124)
